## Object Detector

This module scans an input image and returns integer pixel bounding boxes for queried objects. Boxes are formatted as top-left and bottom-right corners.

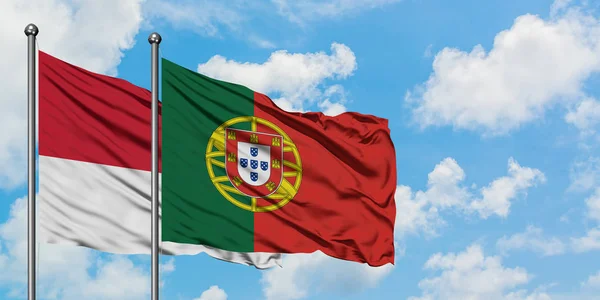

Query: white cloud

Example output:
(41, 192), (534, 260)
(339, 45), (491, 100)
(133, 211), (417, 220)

(569, 185), (600, 253)
(409, 244), (536, 300)
(318, 99), (347, 116)
(160, 258), (175, 273)
(585, 188), (600, 222)
(469, 158), (546, 219)
(394, 157), (468, 239)
(424, 44), (434, 58)
(396, 157), (545, 238)
(195, 285), (228, 300)
(143, 0), (398, 47)
(70, 256), (150, 300)
(260, 251), (393, 300)
(143, 0), (244, 37)
(248, 35), (278, 49)
(525, 270), (600, 299)
(569, 156), (600, 192)
(504, 289), (552, 300)
(406, 4), (600, 135)
(317, 85), (348, 116)
(0, 0), (145, 189)
(420, 157), (470, 209)
(0, 197), (151, 299)
(550, 0), (574, 17)
(394, 184), (444, 239)
(571, 228), (600, 253)
(197, 43), (356, 113)
(158, 257), (176, 288)
(581, 270), (600, 289)
(496, 225), (567, 256)
(569, 185), (600, 252)
(272, 0), (401, 25)
(565, 97), (600, 136)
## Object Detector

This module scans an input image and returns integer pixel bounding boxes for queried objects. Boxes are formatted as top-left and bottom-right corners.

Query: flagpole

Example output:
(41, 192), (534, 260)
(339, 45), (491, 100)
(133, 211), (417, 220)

(24, 23), (38, 300)
(148, 32), (162, 300)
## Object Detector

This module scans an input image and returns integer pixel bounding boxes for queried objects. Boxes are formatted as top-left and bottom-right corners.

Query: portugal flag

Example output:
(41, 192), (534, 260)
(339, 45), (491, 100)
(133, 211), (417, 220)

(161, 59), (397, 266)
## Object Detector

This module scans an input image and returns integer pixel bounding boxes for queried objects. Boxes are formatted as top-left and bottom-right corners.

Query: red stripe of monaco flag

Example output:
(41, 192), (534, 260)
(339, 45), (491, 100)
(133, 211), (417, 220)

(37, 51), (281, 269)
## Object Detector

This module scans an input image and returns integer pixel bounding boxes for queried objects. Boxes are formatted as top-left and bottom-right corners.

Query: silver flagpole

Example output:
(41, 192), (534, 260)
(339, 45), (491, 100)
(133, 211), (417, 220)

(148, 32), (162, 300)
(24, 23), (38, 300)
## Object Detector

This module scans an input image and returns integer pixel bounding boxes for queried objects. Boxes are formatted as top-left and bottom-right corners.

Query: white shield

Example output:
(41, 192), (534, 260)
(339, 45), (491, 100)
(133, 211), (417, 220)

(238, 142), (271, 186)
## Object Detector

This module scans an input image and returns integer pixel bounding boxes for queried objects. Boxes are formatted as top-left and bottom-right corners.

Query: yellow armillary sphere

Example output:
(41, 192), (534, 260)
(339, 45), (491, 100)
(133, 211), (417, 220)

(205, 116), (302, 212)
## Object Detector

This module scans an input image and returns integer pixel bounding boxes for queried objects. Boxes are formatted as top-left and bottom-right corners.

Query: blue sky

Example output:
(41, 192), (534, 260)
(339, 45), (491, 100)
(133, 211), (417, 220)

(1, 0), (600, 299)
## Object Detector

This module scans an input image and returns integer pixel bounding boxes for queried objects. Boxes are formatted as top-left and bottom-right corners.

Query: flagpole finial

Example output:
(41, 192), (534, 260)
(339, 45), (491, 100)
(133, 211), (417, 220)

(24, 24), (39, 36)
(148, 32), (162, 44)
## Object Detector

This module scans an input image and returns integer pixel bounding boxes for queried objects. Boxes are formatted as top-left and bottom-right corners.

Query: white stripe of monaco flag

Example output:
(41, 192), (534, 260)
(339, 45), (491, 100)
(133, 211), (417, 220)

(37, 50), (281, 269)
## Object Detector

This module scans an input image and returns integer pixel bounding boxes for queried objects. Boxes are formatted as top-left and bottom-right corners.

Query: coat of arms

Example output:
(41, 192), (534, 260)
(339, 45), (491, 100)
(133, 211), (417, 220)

(225, 128), (283, 197)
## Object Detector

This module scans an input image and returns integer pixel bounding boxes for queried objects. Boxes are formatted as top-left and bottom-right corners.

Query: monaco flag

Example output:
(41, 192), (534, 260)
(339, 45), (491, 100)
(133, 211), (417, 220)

(37, 51), (281, 269)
